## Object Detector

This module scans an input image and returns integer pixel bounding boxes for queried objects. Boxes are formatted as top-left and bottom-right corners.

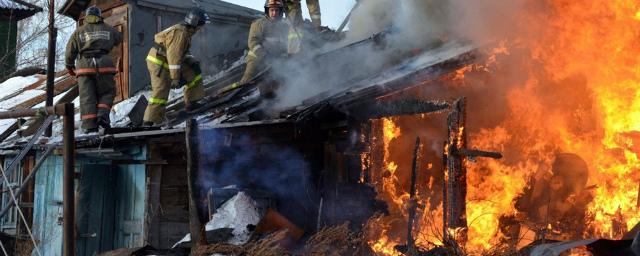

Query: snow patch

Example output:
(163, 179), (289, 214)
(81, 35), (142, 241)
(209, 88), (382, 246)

(0, 75), (40, 100)
(0, 90), (45, 110)
(173, 191), (262, 248)
(110, 94), (146, 127)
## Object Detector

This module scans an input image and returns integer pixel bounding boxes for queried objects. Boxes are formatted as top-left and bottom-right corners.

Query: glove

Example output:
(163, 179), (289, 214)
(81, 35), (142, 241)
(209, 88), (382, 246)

(170, 79), (182, 89)
(66, 66), (76, 76)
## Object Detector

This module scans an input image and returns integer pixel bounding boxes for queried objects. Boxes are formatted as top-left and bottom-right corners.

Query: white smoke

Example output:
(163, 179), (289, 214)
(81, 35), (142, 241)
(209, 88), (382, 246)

(345, 0), (449, 47)
(269, 0), (521, 110)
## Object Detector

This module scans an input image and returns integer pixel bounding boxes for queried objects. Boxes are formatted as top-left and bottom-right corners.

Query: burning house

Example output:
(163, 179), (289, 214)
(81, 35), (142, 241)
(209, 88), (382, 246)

(0, 0), (638, 256)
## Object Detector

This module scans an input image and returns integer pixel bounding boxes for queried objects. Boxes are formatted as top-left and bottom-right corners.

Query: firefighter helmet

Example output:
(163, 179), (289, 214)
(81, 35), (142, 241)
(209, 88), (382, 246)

(264, 0), (284, 14)
(184, 7), (211, 27)
(85, 6), (102, 18)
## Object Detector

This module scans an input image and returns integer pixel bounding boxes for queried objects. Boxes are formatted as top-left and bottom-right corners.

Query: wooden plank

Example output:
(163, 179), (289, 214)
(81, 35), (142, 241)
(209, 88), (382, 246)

(18, 85), (78, 137)
(14, 76), (76, 109)
(0, 74), (76, 142)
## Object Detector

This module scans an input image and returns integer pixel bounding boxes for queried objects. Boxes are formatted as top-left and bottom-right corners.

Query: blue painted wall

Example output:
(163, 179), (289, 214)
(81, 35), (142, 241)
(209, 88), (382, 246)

(32, 153), (64, 256)
(32, 145), (148, 256)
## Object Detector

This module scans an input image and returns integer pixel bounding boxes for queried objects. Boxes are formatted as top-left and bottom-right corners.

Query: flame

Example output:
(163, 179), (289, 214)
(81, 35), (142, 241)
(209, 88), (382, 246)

(366, 0), (640, 254)
(367, 118), (405, 254)
(463, 0), (640, 250)
(368, 118), (446, 255)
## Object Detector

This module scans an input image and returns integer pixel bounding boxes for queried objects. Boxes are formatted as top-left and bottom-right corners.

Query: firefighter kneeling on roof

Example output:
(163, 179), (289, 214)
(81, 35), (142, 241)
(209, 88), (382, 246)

(65, 6), (122, 133)
(142, 8), (210, 127)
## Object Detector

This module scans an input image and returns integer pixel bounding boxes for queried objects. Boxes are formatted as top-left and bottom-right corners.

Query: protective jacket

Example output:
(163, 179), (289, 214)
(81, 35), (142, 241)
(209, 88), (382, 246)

(143, 24), (205, 124)
(240, 16), (289, 84)
(65, 22), (122, 75)
(148, 24), (193, 81)
(65, 20), (122, 131)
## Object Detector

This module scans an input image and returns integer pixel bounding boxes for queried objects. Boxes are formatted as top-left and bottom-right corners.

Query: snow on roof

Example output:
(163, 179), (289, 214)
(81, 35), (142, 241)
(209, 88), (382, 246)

(0, 75), (40, 101)
(32, 88), (74, 108)
(0, 89), (44, 110)
(0, 119), (15, 138)
(0, 0), (37, 11)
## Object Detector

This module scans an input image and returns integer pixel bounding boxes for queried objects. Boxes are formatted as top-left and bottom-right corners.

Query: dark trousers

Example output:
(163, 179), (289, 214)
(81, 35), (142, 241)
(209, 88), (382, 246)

(78, 74), (116, 130)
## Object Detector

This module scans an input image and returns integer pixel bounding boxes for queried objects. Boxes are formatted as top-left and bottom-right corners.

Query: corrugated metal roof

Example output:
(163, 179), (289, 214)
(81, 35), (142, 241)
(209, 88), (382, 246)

(0, 0), (36, 11)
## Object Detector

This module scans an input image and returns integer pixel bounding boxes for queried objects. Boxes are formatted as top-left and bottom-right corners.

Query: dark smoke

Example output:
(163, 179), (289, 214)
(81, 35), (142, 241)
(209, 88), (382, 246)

(196, 128), (318, 228)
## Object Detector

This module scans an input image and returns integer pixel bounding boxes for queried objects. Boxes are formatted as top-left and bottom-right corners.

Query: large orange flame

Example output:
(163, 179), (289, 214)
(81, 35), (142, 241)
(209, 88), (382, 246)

(366, 0), (640, 254)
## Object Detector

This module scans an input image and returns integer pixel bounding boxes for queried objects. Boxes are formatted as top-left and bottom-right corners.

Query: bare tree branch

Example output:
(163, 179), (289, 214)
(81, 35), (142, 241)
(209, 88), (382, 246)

(0, 0), (75, 73)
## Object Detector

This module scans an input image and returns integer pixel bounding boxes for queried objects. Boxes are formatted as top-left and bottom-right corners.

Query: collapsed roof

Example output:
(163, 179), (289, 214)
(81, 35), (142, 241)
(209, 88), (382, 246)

(0, 23), (477, 150)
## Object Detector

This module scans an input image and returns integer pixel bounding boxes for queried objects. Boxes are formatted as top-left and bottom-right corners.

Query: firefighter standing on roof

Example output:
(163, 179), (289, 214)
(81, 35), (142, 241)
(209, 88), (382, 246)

(65, 6), (122, 133)
(142, 8), (210, 126)
(285, 0), (321, 28)
(284, 0), (321, 55)
(238, 0), (289, 85)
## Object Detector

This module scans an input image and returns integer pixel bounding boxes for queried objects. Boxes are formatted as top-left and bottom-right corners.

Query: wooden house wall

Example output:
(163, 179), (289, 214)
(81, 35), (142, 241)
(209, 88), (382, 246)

(33, 145), (147, 255)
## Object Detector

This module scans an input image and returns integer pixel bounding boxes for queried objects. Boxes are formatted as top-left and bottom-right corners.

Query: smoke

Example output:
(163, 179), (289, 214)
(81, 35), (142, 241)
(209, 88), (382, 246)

(268, 0), (524, 110)
(346, 0), (449, 47)
(196, 129), (317, 227)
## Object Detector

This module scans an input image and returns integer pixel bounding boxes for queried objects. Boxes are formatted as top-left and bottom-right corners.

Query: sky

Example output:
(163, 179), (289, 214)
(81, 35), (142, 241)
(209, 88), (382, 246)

(223, 0), (357, 29)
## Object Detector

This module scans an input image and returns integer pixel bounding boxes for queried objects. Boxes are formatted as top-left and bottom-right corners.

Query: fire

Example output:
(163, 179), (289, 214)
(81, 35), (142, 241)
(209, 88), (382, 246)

(462, 0), (640, 250)
(368, 118), (446, 255)
(367, 118), (405, 255)
(366, 0), (640, 254)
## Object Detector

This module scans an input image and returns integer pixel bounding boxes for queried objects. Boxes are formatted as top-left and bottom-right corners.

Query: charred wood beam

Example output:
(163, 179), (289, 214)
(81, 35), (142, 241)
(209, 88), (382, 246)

(346, 99), (449, 119)
(185, 119), (207, 251)
(456, 149), (502, 159)
(406, 137), (421, 255)
(443, 97), (468, 243)
(295, 43), (477, 123)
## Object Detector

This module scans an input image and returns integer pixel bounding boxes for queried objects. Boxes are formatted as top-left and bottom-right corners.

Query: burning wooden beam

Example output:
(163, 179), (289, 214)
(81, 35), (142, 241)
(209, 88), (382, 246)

(443, 97), (469, 244)
(442, 97), (504, 248)
(406, 137), (421, 255)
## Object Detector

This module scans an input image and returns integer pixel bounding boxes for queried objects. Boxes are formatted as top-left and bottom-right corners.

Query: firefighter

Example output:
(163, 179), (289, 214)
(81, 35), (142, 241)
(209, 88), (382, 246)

(65, 6), (122, 133)
(285, 0), (321, 28)
(237, 0), (289, 85)
(142, 8), (210, 126)
(284, 0), (323, 55)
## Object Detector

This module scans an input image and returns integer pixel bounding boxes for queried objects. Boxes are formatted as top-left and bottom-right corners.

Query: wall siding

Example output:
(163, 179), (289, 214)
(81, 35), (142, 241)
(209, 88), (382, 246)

(33, 145), (147, 255)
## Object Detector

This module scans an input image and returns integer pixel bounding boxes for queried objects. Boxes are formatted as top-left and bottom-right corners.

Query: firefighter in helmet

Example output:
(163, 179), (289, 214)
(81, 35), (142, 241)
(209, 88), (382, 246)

(65, 6), (122, 133)
(142, 8), (210, 127)
(236, 0), (289, 86)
